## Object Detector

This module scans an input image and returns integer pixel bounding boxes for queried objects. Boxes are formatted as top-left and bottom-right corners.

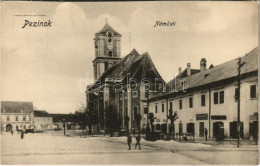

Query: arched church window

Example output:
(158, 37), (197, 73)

(125, 107), (128, 117)
(133, 106), (138, 120)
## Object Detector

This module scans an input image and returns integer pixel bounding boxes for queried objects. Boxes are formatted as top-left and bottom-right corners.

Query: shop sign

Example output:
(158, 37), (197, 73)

(250, 112), (258, 121)
(211, 115), (226, 120)
(196, 114), (208, 120)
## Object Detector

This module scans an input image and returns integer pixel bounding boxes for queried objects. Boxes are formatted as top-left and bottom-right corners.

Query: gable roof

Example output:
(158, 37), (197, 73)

(95, 23), (121, 36)
(150, 47), (258, 100)
(34, 110), (52, 117)
(1, 101), (34, 113)
(88, 49), (164, 91)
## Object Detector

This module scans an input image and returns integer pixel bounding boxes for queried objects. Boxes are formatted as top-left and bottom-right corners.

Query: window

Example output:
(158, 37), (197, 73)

(162, 104), (164, 113)
(132, 91), (138, 98)
(16, 116), (19, 121)
(119, 93), (122, 100)
(133, 106), (138, 120)
(220, 91), (224, 104)
(235, 88), (239, 101)
(189, 97), (193, 108)
(250, 85), (256, 98)
(214, 92), (218, 104)
(108, 51), (113, 57)
(201, 94), (205, 106)
(155, 105), (158, 113)
(7, 116), (10, 121)
(169, 102), (173, 111)
(104, 62), (108, 71)
(179, 100), (182, 109)
(23, 116), (26, 121)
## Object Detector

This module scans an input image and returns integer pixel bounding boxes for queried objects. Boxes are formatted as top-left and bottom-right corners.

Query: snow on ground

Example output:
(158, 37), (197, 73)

(1, 131), (259, 165)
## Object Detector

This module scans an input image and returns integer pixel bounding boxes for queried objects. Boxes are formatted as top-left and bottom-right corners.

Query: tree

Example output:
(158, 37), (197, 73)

(106, 104), (118, 137)
(75, 111), (87, 133)
(167, 109), (178, 139)
(148, 113), (156, 133)
(77, 104), (98, 135)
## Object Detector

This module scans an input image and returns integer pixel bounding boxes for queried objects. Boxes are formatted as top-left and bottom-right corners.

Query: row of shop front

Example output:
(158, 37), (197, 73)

(153, 112), (258, 140)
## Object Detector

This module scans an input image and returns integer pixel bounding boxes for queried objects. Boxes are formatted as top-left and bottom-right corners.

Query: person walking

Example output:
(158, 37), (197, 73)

(11, 130), (13, 136)
(21, 130), (24, 140)
(127, 134), (132, 150)
(133, 129), (135, 136)
(204, 128), (208, 141)
(135, 135), (141, 150)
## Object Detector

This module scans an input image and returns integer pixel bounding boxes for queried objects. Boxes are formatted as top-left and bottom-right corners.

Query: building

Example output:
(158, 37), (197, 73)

(34, 110), (53, 131)
(148, 47), (258, 140)
(50, 113), (76, 130)
(1, 101), (34, 132)
(86, 23), (164, 132)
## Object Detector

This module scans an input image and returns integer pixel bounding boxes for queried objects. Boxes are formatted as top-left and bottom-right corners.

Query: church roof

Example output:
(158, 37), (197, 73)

(34, 110), (52, 117)
(149, 47), (258, 100)
(1, 101), (34, 113)
(87, 49), (164, 91)
(95, 23), (121, 36)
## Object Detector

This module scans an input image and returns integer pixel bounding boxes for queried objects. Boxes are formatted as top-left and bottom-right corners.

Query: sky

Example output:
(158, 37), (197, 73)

(1, 1), (258, 114)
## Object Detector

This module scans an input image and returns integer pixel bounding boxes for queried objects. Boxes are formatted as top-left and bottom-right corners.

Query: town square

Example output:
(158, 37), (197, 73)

(1, 1), (259, 165)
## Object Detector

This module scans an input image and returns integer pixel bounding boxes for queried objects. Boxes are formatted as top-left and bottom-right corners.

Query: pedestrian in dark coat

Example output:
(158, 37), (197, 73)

(127, 134), (132, 150)
(21, 131), (24, 139)
(133, 129), (135, 136)
(204, 128), (208, 141)
(11, 130), (13, 136)
(135, 136), (141, 150)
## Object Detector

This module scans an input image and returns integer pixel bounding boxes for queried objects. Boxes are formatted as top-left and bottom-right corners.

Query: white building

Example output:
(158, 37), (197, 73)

(34, 110), (53, 131)
(148, 47), (258, 140)
(1, 101), (34, 132)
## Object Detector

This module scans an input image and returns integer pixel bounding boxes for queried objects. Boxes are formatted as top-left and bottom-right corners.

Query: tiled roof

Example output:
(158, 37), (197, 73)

(1, 101), (34, 113)
(88, 49), (163, 91)
(150, 47), (258, 100)
(95, 23), (121, 36)
(34, 110), (51, 117)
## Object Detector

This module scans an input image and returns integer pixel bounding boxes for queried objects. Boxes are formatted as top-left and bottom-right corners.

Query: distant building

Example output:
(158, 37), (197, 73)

(1, 101), (34, 132)
(50, 113), (76, 130)
(148, 47), (258, 140)
(86, 23), (163, 132)
(34, 110), (53, 131)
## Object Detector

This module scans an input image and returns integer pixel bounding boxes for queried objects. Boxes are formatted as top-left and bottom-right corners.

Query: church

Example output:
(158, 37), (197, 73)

(86, 23), (164, 133)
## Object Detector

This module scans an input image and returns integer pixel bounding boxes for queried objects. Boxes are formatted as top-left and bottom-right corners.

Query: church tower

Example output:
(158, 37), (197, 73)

(93, 22), (122, 80)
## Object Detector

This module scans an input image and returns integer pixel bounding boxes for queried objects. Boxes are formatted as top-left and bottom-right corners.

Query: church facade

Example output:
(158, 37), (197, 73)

(86, 23), (164, 132)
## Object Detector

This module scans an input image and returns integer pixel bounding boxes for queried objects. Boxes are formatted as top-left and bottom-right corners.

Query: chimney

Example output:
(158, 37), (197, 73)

(179, 67), (182, 75)
(200, 58), (207, 71)
(187, 63), (191, 76)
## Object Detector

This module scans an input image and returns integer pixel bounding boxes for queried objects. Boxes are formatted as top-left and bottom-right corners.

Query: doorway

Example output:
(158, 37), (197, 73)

(179, 123), (183, 135)
(187, 123), (195, 135)
(249, 121), (258, 141)
(6, 124), (12, 132)
(230, 121), (244, 139)
(199, 122), (204, 137)
(213, 122), (224, 138)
